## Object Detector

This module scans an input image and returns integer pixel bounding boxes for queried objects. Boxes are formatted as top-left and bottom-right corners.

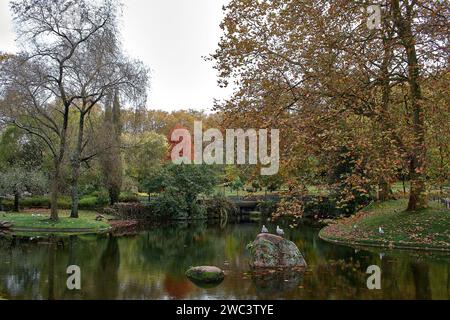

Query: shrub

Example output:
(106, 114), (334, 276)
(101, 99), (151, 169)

(1, 194), (108, 211)
(78, 196), (99, 210)
(150, 192), (189, 220)
(111, 202), (160, 220)
(87, 190), (109, 205)
(0, 199), (13, 211)
(204, 195), (237, 220)
(19, 196), (71, 210)
(119, 192), (140, 203)
(257, 200), (278, 216)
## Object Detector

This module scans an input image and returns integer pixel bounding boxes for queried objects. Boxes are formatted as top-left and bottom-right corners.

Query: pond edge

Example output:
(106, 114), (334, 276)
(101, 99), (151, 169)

(319, 231), (450, 253)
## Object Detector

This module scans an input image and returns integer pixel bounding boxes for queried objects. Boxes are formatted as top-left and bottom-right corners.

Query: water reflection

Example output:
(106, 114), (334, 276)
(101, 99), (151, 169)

(0, 223), (448, 300)
(250, 269), (304, 297)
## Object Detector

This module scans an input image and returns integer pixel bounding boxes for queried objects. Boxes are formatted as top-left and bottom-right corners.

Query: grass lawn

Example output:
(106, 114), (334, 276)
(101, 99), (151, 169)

(320, 199), (450, 251)
(0, 210), (110, 231)
(213, 185), (329, 197)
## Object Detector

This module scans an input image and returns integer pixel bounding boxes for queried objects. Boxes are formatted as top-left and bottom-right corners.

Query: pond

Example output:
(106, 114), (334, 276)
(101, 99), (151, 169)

(0, 222), (448, 300)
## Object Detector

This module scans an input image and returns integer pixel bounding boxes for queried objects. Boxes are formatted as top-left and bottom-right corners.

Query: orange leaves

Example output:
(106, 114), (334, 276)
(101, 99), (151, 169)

(272, 196), (305, 226)
(212, 0), (447, 213)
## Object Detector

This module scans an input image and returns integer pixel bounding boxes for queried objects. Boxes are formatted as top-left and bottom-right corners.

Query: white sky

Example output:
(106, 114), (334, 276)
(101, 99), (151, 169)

(0, 0), (233, 112)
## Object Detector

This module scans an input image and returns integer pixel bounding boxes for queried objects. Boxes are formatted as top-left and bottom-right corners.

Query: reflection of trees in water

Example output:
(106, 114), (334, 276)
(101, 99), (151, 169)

(47, 241), (55, 300)
(0, 225), (448, 300)
(163, 274), (193, 299)
(411, 261), (431, 300)
(94, 236), (120, 300)
(250, 270), (304, 298)
(136, 223), (217, 275)
(0, 235), (119, 300)
(114, 222), (259, 299)
(0, 237), (47, 299)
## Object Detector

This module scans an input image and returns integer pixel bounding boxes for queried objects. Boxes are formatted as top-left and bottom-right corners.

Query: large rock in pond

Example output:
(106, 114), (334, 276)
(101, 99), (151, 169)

(186, 266), (225, 284)
(247, 233), (307, 268)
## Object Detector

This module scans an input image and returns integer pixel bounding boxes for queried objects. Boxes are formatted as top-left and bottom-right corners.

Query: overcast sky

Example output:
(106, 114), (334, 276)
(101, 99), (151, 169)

(0, 0), (233, 112)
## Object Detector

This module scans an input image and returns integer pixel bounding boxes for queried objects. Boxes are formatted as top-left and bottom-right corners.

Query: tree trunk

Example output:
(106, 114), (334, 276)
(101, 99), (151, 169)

(50, 162), (61, 221)
(13, 190), (20, 212)
(404, 56), (428, 209)
(109, 187), (120, 206)
(410, 262), (431, 300)
(438, 146), (444, 197)
(378, 178), (395, 201)
(70, 172), (80, 218)
(70, 113), (85, 218)
(392, 0), (428, 211)
(50, 103), (71, 221)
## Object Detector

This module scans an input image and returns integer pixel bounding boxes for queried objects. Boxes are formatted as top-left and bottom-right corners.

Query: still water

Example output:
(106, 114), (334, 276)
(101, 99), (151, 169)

(0, 222), (448, 300)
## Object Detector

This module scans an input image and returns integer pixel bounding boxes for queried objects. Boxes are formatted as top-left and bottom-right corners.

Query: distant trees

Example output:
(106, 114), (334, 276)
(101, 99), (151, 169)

(260, 174), (284, 194)
(0, 169), (47, 212)
(121, 109), (220, 136)
(230, 177), (244, 197)
(0, 126), (47, 211)
(98, 91), (123, 206)
(123, 130), (168, 197)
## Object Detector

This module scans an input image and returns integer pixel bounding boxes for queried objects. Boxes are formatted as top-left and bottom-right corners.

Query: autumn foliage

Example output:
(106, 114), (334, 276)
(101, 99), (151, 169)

(212, 0), (449, 213)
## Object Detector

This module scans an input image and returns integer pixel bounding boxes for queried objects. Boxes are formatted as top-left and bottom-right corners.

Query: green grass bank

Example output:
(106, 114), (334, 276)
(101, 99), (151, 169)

(0, 210), (110, 233)
(319, 199), (450, 252)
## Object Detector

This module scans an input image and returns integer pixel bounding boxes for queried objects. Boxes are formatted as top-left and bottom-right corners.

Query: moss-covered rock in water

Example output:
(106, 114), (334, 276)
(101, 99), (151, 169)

(247, 233), (307, 268)
(185, 266), (225, 284)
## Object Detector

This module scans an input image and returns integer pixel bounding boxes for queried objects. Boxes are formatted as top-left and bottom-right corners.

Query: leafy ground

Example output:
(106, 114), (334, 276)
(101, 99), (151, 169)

(320, 199), (450, 251)
(0, 210), (110, 231)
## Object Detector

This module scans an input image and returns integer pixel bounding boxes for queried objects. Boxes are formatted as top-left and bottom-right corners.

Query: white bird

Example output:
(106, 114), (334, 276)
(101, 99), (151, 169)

(276, 226), (285, 237)
(261, 225), (269, 233)
(379, 227), (385, 235)
(379, 252), (385, 260)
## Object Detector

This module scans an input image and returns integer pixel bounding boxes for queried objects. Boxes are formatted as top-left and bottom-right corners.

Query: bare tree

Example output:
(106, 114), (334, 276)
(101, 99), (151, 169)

(67, 19), (148, 218)
(0, 0), (148, 220)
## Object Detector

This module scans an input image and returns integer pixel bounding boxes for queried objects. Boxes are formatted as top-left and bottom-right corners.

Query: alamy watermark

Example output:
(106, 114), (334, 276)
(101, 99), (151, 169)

(366, 265), (381, 290)
(170, 121), (279, 176)
(66, 265), (81, 290)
